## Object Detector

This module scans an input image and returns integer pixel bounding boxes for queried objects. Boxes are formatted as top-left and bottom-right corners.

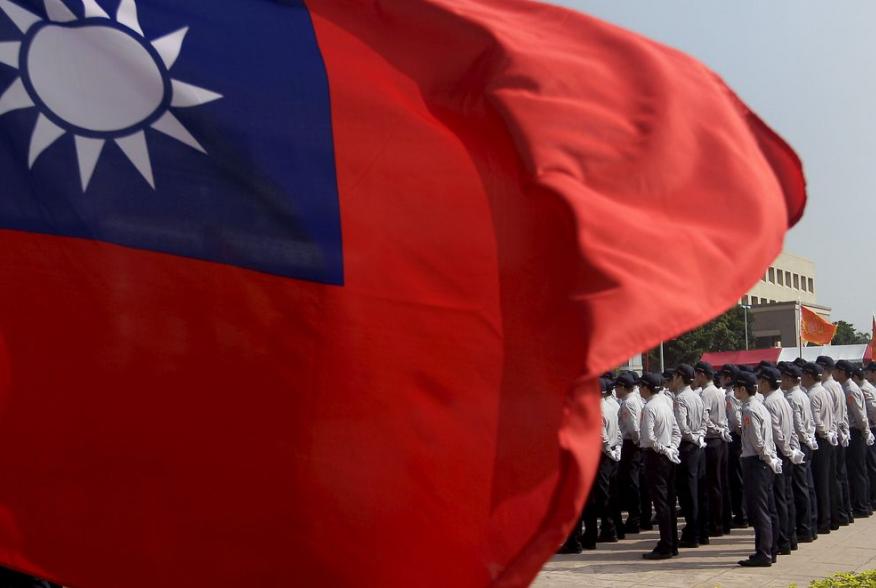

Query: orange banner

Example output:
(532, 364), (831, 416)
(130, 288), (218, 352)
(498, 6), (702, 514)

(801, 306), (837, 345)
(867, 316), (875, 361)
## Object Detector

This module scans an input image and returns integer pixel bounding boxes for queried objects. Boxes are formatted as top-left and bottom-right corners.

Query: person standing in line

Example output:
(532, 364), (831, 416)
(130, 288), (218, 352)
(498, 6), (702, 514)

(671, 364), (708, 548)
(638, 372), (681, 560)
(735, 372), (782, 567)
(759, 366), (804, 555)
(721, 364), (747, 529)
(817, 355), (853, 527)
(802, 362), (837, 536)
(835, 360), (874, 518)
(616, 372), (645, 534)
(861, 362), (876, 511)
(781, 363), (817, 543)
(559, 378), (622, 552)
(695, 361), (731, 538)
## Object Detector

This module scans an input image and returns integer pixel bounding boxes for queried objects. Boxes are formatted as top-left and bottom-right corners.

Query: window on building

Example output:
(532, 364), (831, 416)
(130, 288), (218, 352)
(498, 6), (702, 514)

(752, 296), (759, 305)
(768, 267), (776, 283)
(784, 271), (791, 286)
(808, 277), (814, 292)
(741, 295), (749, 305)
(793, 274), (800, 289)
(777, 271), (784, 286)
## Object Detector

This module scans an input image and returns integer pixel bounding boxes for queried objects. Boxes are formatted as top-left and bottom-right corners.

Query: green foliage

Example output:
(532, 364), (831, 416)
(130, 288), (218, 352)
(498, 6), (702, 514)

(832, 320), (871, 345)
(644, 305), (753, 369)
(808, 569), (876, 587)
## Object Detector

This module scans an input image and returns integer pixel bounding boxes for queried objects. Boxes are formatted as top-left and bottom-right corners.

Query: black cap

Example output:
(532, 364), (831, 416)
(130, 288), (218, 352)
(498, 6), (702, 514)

(853, 367), (865, 379)
(601, 371), (616, 381)
(865, 362), (876, 372)
(694, 361), (715, 377)
(758, 366), (782, 384)
(835, 360), (855, 375)
(734, 372), (758, 392)
(816, 356), (835, 368)
(661, 370), (673, 382)
(758, 360), (776, 369)
(599, 377), (610, 393)
(792, 357), (808, 368)
(615, 372), (637, 388)
(802, 362), (823, 377)
(675, 364), (695, 380)
(779, 363), (802, 378)
(738, 365), (755, 374)
(638, 372), (662, 391)
(719, 363), (738, 376)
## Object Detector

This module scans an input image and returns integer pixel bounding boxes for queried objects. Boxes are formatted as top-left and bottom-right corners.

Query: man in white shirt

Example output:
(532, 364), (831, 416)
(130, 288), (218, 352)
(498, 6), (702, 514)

(721, 364), (747, 529)
(863, 362), (876, 510)
(672, 364), (708, 548)
(637, 372), (681, 560)
(802, 362), (835, 536)
(780, 363), (817, 543)
(836, 360), (873, 518)
(616, 372), (645, 534)
(695, 360), (730, 538)
(817, 355), (852, 527)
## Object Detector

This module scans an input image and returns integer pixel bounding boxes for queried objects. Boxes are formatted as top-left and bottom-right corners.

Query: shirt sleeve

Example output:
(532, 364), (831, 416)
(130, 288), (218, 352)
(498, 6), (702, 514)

(670, 411), (681, 449)
(675, 397), (694, 442)
(769, 402), (792, 457)
(703, 391), (720, 437)
(811, 393), (828, 437)
(790, 396), (807, 440)
(640, 405), (655, 449)
(630, 401), (641, 445)
(848, 389), (869, 431)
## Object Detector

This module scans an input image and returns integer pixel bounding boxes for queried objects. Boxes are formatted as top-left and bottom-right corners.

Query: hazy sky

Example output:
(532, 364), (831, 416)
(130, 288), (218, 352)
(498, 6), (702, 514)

(548, 0), (876, 332)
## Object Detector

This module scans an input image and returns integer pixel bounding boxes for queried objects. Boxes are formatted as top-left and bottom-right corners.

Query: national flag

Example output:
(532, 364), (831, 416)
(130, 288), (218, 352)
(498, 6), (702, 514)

(0, 1), (805, 587)
(801, 306), (838, 346)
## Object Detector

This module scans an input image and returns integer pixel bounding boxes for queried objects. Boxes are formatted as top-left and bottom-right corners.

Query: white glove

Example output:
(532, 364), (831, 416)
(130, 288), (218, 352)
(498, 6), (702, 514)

(840, 431), (850, 447)
(828, 432), (839, 446)
(664, 446), (681, 465)
(866, 430), (875, 446)
(769, 457), (783, 475)
(609, 446), (622, 462)
(721, 429), (733, 443)
(806, 437), (819, 451)
(697, 436), (706, 449)
(789, 449), (806, 465)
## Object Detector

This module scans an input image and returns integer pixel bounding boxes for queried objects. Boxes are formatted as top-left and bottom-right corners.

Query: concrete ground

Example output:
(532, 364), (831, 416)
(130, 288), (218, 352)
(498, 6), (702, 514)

(534, 514), (876, 588)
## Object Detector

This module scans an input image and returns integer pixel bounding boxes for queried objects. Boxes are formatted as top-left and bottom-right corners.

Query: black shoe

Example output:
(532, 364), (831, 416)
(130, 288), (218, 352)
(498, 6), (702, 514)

(791, 544), (798, 551)
(597, 534), (618, 543)
(711, 530), (725, 537)
(679, 540), (700, 548)
(739, 558), (771, 567)
(643, 551), (673, 560)
(853, 510), (871, 518)
(558, 542), (583, 554)
(778, 547), (792, 556)
(582, 541), (596, 550)
(798, 536), (815, 543)
(672, 548), (679, 556)
(839, 520), (849, 527)
(624, 524), (641, 535)
(732, 519), (749, 529)
(831, 524), (840, 530)
(699, 537), (711, 545)
(640, 523), (654, 531)
(772, 555), (777, 564)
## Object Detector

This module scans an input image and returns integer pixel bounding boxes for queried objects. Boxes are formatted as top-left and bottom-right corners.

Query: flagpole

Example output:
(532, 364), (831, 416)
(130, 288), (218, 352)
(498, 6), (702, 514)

(797, 300), (803, 359)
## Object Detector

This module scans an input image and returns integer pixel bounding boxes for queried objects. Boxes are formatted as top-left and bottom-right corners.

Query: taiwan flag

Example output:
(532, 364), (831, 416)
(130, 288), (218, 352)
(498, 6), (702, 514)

(0, 1), (805, 587)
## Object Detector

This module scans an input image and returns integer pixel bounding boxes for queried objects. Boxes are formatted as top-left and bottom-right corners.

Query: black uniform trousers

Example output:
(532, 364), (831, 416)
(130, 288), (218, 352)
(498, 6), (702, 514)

(726, 432), (746, 525)
(773, 455), (793, 551)
(645, 449), (678, 555)
(604, 468), (624, 539)
(742, 456), (777, 562)
(563, 453), (617, 549)
(677, 440), (703, 542)
(813, 437), (833, 532)
(703, 437), (727, 535)
(619, 439), (643, 530)
(848, 428), (870, 515)
(868, 427), (876, 509)
(834, 443), (852, 525)
(791, 445), (813, 541)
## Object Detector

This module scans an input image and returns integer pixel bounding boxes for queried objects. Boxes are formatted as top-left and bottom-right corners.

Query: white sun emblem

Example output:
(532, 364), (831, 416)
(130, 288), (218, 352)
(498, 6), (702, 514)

(0, 0), (222, 190)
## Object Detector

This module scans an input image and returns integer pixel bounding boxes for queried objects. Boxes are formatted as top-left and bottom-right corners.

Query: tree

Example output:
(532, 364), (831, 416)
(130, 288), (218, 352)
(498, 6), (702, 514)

(644, 305), (753, 370)
(832, 320), (870, 345)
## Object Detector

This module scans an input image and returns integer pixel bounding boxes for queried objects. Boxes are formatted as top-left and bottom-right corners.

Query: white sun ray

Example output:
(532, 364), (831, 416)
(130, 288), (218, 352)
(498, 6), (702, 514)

(74, 135), (104, 191)
(0, 0), (42, 33)
(80, 0), (108, 18)
(44, 0), (75, 22)
(116, 0), (142, 36)
(0, 78), (33, 116)
(151, 111), (205, 153)
(116, 131), (154, 188)
(171, 80), (223, 108)
(0, 41), (19, 68)
(28, 113), (65, 167)
(151, 27), (188, 69)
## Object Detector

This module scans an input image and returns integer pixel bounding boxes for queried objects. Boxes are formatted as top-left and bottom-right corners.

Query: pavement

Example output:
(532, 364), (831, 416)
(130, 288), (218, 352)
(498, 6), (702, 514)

(533, 514), (876, 588)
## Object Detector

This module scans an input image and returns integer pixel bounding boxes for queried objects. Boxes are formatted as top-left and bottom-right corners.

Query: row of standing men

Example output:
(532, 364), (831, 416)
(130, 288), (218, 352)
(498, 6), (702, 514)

(560, 357), (876, 567)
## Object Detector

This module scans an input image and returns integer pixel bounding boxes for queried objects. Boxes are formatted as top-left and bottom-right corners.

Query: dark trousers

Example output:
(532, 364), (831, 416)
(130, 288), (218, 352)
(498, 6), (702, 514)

(619, 439), (643, 529)
(807, 448), (818, 535)
(727, 432), (746, 524)
(645, 449), (678, 554)
(565, 453), (617, 548)
(704, 437), (727, 535)
(868, 427), (876, 508)
(742, 456), (776, 561)
(774, 455), (793, 550)
(791, 446), (812, 541)
(813, 437), (833, 531)
(835, 443), (852, 524)
(848, 429), (870, 514)
(604, 465), (624, 538)
(677, 441), (703, 542)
